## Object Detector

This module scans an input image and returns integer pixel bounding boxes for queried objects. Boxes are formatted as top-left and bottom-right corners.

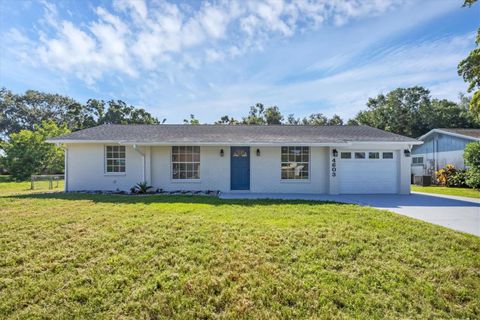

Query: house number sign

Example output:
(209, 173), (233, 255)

(331, 158), (337, 177)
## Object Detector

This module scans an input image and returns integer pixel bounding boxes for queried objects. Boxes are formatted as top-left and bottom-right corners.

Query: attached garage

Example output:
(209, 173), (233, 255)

(337, 151), (398, 194)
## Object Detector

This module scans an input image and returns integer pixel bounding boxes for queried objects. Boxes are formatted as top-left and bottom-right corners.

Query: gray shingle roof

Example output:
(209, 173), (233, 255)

(438, 128), (480, 139)
(48, 124), (419, 144)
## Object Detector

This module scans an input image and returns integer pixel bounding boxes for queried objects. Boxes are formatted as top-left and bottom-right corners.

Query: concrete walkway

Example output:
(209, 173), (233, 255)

(219, 192), (480, 236)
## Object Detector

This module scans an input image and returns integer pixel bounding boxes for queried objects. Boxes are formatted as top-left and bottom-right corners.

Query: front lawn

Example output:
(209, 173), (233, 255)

(412, 185), (480, 199)
(0, 184), (479, 319)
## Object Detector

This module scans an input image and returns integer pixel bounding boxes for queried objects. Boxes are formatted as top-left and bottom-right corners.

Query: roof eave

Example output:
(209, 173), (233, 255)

(418, 129), (480, 142)
(46, 139), (421, 146)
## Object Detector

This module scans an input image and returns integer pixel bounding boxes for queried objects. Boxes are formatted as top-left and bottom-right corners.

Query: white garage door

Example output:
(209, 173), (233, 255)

(338, 151), (398, 194)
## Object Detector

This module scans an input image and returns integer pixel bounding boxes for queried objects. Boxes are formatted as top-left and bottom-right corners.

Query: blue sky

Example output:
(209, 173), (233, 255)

(0, 0), (478, 123)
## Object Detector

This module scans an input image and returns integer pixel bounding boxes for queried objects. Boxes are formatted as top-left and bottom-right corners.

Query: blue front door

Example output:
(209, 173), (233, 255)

(231, 147), (250, 190)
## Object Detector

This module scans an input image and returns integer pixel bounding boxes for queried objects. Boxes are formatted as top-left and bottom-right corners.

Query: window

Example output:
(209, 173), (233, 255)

(172, 146), (200, 179)
(340, 152), (351, 159)
(281, 146), (309, 180)
(105, 146), (126, 173)
(369, 152), (380, 159)
(383, 152), (394, 159)
(412, 156), (424, 165)
(354, 152), (365, 159)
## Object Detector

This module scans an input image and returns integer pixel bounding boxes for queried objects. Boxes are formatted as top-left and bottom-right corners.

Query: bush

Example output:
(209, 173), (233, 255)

(464, 142), (480, 168)
(435, 165), (468, 187)
(449, 169), (468, 187)
(465, 167), (480, 189)
(131, 182), (153, 194)
(435, 165), (456, 186)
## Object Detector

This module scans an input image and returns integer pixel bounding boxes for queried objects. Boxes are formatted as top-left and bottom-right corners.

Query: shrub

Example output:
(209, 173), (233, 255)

(448, 169), (468, 188)
(435, 164), (457, 186)
(131, 182), (153, 194)
(464, 142), (480, 168)
(465, 167), (480, 189)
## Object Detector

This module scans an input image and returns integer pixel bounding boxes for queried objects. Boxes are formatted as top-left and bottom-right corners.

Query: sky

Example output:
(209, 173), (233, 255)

(0, 0), (479, 123)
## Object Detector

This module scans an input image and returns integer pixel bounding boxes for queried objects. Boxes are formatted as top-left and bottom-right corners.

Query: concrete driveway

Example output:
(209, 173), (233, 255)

(220, 192), (480, 236)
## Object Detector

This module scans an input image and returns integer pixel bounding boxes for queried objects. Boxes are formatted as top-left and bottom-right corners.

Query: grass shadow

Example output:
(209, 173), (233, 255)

(5, 192), (350, 207)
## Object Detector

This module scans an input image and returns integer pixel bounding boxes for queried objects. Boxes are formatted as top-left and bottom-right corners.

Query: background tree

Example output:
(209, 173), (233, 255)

(263, 106), (283, 124)
(0, 121), (69, 180)
(327, 114), (344, 125)
(0, 89), (160, 138)
(215, 115), (240, 125)
(302, 113), (328, 125)
(184, 114), (200, 124)
(242, 103), (266, 124)
(458, 0), (479, 116)
(286, 114), (301, 125)
(352, 86), (479, 137)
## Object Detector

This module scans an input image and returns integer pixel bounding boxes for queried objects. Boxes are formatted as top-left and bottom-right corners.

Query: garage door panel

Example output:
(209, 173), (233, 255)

(338, 153), (398, 194)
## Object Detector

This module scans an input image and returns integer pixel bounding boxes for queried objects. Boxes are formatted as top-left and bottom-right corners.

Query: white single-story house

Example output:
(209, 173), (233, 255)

(47, 124), (421, 195)
(411, 128), (480, 176)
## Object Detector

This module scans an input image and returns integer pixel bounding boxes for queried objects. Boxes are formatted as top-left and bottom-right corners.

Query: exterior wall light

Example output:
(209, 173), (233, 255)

(404, 150), (411, 157)
(332, 149), (338, 157)
(256, 148), (261, 156)
(220, 149), (224, 157)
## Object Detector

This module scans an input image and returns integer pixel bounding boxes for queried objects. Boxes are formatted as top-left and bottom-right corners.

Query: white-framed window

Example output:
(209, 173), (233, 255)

(382, 152), (394, 159)
(412, 156), (424, 165)
(172, 146), (200, 179)
(340, 152), (351, 159)
(354, 152), (365, 159)
(369, 152), (380, 159)
(105, 146), (126, 173)
(281, 146), (309, 180)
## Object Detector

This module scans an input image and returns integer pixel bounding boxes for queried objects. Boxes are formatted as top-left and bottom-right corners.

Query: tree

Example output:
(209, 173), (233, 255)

(464, 141), (480, 168)
(0, 89), (160, 138)
(327, 114), (344, 126)
(101, 100), (159, 125)
(302, 113), (328, 125)
(458, 1), (479, 115)
(352, 86), (479, 137)
(0, 89), (80, 137)
(243, 103), (266, 124)
(0, 121), (69, 180)
(263, 106), (283, 124)
(215, 115), (240, 125)
(286, 114), (301, 125)
(184, 114), (200, 124)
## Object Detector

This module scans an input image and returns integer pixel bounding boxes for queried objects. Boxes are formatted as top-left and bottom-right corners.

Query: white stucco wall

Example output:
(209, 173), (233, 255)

(250, 147), (329, 193)
(66, 143), (145, 191)
(65, 143), (412, 194)
(151, 146), (230, 192)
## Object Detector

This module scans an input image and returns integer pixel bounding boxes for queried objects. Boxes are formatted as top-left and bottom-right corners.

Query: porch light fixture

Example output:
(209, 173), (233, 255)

(404, 149), (411, 157)
(332, 149), (338, 157)
(256, 148), (261, 156)
(220, 149), (224, 157)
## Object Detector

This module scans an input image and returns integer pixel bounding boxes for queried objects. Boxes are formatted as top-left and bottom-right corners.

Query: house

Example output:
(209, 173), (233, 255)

(47, 124), (421, 195)
(411, 128), (480, 176)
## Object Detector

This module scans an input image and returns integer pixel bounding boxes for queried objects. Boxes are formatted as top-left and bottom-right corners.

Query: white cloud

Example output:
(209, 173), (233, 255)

(7, 0), (409, 84)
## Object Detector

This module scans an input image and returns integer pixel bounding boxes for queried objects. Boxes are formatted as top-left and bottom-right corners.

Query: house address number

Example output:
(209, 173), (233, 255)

(331, 158), (336, 177)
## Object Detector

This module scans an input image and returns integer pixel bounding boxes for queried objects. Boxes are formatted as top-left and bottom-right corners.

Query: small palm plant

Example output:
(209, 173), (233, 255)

(132, 181), (153, 194)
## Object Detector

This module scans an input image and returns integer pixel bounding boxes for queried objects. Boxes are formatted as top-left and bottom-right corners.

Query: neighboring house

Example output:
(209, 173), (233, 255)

(47, 124), (421, 195)
(411, 128), (480, 176)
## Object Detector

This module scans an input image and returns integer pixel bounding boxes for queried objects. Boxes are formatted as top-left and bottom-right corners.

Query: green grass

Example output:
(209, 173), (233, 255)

(412, 185), (480, 199)
(0, 183), (479, 319)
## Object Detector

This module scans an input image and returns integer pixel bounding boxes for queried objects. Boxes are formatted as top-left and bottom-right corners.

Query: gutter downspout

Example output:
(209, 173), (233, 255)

(132, 144), (146, 182)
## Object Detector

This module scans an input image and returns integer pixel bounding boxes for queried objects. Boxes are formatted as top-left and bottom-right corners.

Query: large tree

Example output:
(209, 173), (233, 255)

(352, 87), (479, 137)
(458, 0), (479, 116)
(0, 89), (160, 139)
(1, 121), (69, 180)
